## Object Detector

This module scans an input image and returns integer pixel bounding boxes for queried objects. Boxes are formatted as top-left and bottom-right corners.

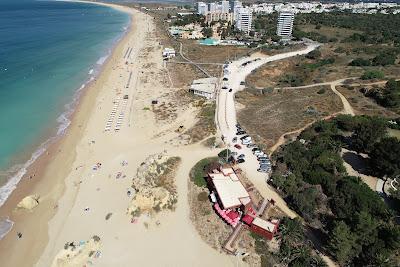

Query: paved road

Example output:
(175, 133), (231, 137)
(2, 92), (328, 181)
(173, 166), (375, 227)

(216, 42), (320, 219)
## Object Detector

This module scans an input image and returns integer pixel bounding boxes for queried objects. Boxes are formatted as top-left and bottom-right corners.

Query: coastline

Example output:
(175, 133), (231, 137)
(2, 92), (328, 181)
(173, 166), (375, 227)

(0, 0), (131, 208)
(0, 1), (136, 265)
(1, 2), (235, 266)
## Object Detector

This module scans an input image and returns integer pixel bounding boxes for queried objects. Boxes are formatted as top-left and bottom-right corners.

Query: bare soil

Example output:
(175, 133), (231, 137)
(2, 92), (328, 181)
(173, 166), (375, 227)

(236, 86), (343, 149)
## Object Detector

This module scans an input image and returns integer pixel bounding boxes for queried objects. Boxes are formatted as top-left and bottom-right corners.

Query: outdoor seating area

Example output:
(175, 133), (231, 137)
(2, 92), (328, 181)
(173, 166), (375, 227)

(207, 166), (280, 242)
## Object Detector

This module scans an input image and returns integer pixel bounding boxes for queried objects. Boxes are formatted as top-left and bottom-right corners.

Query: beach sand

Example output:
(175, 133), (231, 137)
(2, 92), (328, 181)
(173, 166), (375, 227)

(0, 2), (236, 266)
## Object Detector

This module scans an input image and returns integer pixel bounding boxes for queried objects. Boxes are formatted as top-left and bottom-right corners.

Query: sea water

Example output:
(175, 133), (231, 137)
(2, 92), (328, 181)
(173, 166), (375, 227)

(0, 0), (130, 213)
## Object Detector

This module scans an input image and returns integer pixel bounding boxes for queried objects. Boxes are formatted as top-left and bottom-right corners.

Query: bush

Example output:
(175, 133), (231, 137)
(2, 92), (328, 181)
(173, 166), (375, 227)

(305, 49), (321, 59)
(190, 157), (219, 187)
(317, 88), (326, 94)
(349, 58), (371, 66)
(197, 191), (209, 202)
(361, 70), (384, 80)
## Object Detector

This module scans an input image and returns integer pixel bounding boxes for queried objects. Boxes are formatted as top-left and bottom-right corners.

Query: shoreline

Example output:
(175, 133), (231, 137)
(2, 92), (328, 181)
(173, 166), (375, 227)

(0, 1), (137, 265)
(0, 0), (131, 208)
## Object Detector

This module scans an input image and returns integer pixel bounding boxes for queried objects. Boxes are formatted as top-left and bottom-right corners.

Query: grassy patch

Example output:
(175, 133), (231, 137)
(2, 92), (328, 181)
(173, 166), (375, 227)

(189, 157), (219, 187)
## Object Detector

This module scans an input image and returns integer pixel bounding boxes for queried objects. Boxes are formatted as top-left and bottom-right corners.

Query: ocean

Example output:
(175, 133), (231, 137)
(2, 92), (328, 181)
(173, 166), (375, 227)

(0, 0), (130, 212)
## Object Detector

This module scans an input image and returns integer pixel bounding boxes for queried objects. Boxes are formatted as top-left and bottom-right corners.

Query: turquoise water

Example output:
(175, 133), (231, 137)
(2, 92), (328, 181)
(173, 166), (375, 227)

(0, 0), (129, 205)
(199, 38), (219, 45)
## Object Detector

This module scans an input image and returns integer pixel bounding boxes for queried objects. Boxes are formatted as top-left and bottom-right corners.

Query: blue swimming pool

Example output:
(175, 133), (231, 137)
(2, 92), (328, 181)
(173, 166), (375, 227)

(199, 38), (220, 45)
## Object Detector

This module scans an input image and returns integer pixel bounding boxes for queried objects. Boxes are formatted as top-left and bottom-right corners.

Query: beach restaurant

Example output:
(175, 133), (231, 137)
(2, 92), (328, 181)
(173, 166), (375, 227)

(207, 166), (279, 240)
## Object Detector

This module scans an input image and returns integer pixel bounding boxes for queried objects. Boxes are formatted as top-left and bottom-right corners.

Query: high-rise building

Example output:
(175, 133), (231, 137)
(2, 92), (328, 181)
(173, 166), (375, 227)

(208, 2), (218, 13)
(276, 11), (295, 39)
(235, 7), (252, 34)
(197, 2), (208, 15)
(221, 0), (230, 13)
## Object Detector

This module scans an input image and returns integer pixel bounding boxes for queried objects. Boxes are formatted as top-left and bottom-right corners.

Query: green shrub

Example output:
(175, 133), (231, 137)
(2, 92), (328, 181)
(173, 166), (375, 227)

(361, 70), (384, 80)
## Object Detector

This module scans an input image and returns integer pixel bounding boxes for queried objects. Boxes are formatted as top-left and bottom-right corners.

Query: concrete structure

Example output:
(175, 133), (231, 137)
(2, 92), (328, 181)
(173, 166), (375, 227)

(208, 167), (251, 209)
(221, 0), (230, 13)
(208, 2), (218, 13)
(197, 2), (208, 15)
(235, 7), (253, 34)
(232, 1), (243, 20)
(277, 11), (295, 40)
(162, 48), (175, 59)
(189, 77), (218, 99)
(206, 12), (233, 23)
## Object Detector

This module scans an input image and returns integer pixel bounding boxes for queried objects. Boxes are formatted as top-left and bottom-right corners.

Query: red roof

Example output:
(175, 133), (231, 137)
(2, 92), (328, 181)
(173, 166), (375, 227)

(226, 211), (240, 220)
(242, 214), (254, 225)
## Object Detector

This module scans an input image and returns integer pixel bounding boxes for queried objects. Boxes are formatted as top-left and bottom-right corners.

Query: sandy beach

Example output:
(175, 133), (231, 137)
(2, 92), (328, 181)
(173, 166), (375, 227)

(0, 2), (236, 266)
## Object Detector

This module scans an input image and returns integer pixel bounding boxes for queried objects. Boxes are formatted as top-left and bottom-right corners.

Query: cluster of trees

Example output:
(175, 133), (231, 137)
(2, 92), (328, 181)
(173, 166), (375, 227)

(364, 79), (400, 108)
(292, 29), (333, 43)
(271, 115), (400, 266)
(172, 14), (204, 27)
(360, 70), (385, 80)
(253, 13), (279, 41)
(350, 51), (397, 67)
(296, 12), (400, 44)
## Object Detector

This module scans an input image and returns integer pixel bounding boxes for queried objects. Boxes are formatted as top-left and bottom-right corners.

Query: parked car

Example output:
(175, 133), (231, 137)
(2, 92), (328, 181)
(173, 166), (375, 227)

(242, 140), (251, 145)
(223, 77), (228, 81)
(222, 86), (228, 90)
(240, 81), (245, 85)
(236, 123), (241, 128)
(240, 135), (250, 140)
(238, 154), (245, 159)
(234, 144), (242, 149)
(252, 147), (260, 152)
(229, 89), (233, 92)
(247, 144), (257, 148)
(232, 137), (237, 143)
(258, 157), (268, 161)
(236, 131), (246, 135)
(257, 168), (269, 173)
(237, 158), (245, 163)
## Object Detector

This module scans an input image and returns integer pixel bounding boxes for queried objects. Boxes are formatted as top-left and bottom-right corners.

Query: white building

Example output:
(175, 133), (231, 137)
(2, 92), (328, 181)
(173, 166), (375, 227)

(197, 2), (208, 15)
(277, 11), (294, 40)
(221, 0), (230, 13)
(208, 2), (218, 13)
(235, 7), (253, 34)
(189, 77), (218, 99)
(162, 48), (176, 59)
(232, 1), (243, 20)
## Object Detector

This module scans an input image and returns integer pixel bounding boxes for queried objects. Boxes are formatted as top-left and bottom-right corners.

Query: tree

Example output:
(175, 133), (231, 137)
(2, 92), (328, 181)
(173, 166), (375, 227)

(361, 70), (385, 80)
(306, 49), (321, 59)
(370, 137), (400, 178)
(372, 52), (396, 66)
(328, 221), (355, 265)
(349, 58), (371, 66)
(352, 116), (387, 152)
(201, 27), (213, 38)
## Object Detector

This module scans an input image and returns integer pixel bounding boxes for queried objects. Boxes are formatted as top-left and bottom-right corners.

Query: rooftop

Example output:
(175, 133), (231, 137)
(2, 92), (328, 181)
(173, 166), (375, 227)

(252, 217), (278, 233)
(209, 167), (250, 209)
(190, 84), (216, 94)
